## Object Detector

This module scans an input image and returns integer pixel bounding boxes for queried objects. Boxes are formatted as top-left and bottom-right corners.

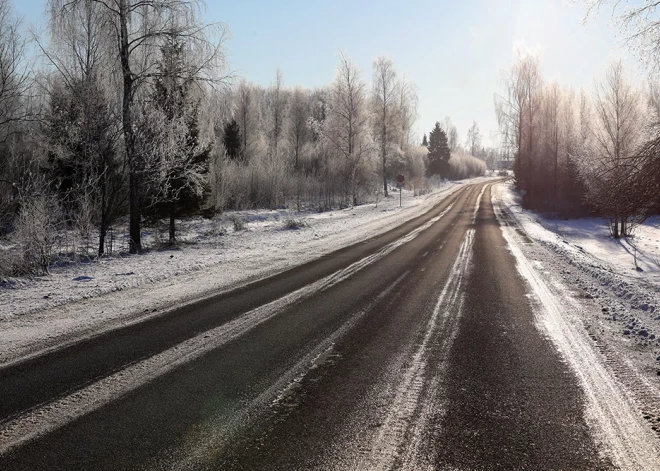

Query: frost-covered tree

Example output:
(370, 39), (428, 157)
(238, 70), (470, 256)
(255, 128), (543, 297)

(0, 0), (30, 141)
(466, 121), (482, 157)
(495, 46), (543, 205)
(235, 80), (259, 162)
(371, 56), (399, 197)
(320, 53), (373, 205)
(45, 76), (123, 256)
(584, 61), (646, 237)
(49, 0), (228, 253)
(288, 86), (310, 170)
(443, 117), (459, 152)
(144, 37), (211, 243)
(265, 67), (287, 160)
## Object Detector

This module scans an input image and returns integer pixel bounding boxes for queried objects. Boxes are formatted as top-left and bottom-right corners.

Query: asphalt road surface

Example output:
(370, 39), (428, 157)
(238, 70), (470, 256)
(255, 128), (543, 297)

(0, 181), (614, 470)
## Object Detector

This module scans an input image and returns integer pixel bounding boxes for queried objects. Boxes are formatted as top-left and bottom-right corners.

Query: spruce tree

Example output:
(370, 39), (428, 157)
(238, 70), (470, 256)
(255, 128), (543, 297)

(421, 133), (428, 147)
(223, 120), (241, 160)
(148, 37), (211, 243)
(427, 122), (451, 177)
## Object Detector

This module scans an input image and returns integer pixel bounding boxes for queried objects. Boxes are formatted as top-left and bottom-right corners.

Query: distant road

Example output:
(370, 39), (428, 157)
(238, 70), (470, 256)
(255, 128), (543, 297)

(0, 181), (612, 470)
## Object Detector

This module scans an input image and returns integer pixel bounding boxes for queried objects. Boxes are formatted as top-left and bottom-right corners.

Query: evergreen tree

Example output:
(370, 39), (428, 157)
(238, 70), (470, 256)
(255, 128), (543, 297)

(223, 119), (241, 160)
(147, 37), (211, 243)
(45, 77), (123, 256)
(421, 133), (428, 147)
(427, 122), (451, 177)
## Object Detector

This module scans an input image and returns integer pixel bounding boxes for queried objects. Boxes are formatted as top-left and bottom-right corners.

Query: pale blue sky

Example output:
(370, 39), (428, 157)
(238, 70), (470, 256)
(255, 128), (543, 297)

(13, 0), (637, 147)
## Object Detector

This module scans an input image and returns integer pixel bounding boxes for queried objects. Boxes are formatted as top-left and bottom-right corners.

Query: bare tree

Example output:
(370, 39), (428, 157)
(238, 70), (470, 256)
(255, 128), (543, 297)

(265, 67), (287, 160)
(583, 1), (660, 71)
(235, 79), (258, 162)
(542, 82), (561, 209)
(397, 74), (418, 151)
(585, 61), (646, 236)
(319, 53), (373, 206)
(495, 46), (543, 204)
(288, 86), (310, 170)
(443, 116), (459, 152)
(0, 0), (31, 141)
(465, 121), (482, 157)
(371, 56), (399, 197)
(49, 0), (229, 254)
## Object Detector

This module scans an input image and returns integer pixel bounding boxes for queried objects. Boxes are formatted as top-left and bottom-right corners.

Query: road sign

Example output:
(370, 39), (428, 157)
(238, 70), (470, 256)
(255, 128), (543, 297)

(396, 174), (405, 183)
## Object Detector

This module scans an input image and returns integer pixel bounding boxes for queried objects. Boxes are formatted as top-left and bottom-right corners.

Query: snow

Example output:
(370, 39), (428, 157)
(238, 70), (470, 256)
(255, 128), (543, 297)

(493, 181), (660, 467)
(0, 177), (496, 365)
(498, 181), (660, 281)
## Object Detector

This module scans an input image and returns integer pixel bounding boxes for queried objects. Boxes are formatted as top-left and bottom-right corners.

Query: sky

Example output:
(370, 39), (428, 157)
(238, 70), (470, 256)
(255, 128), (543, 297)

(13, 0), (641, 147)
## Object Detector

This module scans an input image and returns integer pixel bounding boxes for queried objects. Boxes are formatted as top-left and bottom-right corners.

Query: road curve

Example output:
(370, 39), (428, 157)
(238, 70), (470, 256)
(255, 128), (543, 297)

(0, 182), (614, 470)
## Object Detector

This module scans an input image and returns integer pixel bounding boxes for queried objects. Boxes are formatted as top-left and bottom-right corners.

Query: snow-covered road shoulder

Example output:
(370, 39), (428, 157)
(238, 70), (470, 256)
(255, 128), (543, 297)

(493, 182), (660, 469)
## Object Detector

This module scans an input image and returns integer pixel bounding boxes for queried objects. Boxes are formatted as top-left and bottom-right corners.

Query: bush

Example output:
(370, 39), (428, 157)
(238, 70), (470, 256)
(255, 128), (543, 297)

(448, 150), (486, 180)
(231, 216), (247, 231)
(13, 195), (62, 275)
(283, 218), (307, 229)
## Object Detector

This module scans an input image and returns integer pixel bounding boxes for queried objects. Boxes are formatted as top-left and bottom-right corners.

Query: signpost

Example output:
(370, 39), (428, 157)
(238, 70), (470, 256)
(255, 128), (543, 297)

(396, 174), (405, 207)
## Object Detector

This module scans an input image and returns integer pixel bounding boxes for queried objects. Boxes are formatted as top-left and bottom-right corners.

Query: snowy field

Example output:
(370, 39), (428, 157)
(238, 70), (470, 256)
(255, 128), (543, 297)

(0, 178), (496, 364)
(494, 181), (660, 451)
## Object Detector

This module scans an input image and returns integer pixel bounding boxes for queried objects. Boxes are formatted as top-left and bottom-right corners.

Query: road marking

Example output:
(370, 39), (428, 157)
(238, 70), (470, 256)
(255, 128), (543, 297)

(0, 204), (456, 456)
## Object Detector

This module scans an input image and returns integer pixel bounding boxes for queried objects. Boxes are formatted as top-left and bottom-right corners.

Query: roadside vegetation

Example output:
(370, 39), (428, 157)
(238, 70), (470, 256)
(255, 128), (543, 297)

(496, 2), (660, 237)
(0, 0), (491, 278)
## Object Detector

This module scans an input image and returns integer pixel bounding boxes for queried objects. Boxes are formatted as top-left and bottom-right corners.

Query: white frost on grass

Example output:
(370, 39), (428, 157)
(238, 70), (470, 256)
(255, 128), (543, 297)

(0, 177), (496, 365)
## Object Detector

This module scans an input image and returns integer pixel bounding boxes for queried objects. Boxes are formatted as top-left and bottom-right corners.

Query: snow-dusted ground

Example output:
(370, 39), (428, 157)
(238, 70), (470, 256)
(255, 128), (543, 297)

(0, 178), (496, 365)
(493, 181), (660, 463)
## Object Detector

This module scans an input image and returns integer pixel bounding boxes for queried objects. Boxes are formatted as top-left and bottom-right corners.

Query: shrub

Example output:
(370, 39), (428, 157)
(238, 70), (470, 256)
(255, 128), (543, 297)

(231, 216), (247, 231)
(13, 195), (62, 275)
(283, 218), (307, 229)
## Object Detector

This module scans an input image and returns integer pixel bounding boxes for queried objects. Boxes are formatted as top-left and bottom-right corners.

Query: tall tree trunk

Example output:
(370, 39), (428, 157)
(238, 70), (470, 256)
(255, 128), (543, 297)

(119, 0), (140, 254)
(98, 170), (107, 257)
(382, 122), (388, 197)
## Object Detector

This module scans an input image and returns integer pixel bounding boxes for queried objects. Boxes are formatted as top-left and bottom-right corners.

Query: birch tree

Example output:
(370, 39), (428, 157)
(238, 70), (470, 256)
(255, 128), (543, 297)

(586, 61), (646, 237)
(465, 121), (482, 157)
(371, 56), (398, 197)
(0, 0), (30, 141)
(495, 47), (543, 205)
(322, 53), (372, 205)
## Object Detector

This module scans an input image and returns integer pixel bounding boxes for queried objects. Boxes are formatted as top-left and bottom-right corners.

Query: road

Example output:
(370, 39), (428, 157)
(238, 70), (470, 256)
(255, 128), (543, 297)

(0, 181), (615, 469)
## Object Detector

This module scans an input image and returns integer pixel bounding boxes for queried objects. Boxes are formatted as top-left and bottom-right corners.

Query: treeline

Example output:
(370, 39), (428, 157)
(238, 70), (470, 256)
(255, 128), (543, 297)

(0, 0), (487, 277)
(496, 47), (660, 236)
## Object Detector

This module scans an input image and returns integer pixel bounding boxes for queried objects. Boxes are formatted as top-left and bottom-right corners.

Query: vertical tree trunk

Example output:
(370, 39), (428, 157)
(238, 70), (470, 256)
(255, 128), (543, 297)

(98, 161), (107, 257)
(382, 123), (388, 197)
(118, 0), (140, 254)
(169, 207), (176, 243)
